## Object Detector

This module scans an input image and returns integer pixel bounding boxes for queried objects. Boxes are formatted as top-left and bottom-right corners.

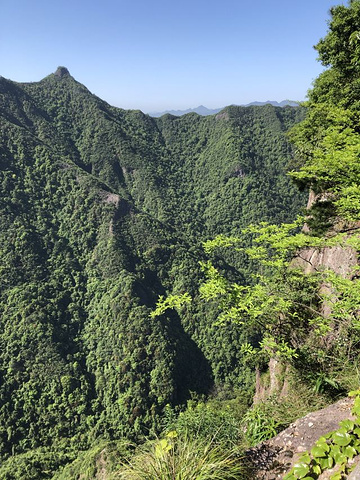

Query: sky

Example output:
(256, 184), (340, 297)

(0, 0), (347, 113)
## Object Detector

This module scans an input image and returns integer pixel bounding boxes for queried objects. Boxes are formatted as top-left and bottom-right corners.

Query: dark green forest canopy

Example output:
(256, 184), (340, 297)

(0, 69), (306, 475)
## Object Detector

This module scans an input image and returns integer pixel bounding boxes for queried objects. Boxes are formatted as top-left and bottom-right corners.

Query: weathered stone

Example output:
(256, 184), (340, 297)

(54, 66), (70, 78)
(246, 397), (355, 479)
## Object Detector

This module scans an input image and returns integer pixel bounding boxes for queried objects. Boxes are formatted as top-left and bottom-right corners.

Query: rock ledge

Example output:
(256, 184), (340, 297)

(246, 397), (355, 479)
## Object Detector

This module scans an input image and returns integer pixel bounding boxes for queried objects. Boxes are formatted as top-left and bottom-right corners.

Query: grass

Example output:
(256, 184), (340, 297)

(115, 431), (246, 480)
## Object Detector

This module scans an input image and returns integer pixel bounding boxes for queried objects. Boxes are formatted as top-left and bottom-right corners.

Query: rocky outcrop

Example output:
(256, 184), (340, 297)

(54, 66), (70, 78)
(246, 397), (356, 479)
(294, 244), (358, 278)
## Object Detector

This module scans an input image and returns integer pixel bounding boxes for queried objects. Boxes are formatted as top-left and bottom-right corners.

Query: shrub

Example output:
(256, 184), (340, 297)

(116, 431), (245, 480)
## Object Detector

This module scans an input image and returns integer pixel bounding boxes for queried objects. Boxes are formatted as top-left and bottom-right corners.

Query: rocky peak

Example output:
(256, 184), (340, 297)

(54, 66), (70, 78)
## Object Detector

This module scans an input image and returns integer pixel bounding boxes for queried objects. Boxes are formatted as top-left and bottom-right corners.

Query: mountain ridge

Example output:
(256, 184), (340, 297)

(149, 100), (299, 117)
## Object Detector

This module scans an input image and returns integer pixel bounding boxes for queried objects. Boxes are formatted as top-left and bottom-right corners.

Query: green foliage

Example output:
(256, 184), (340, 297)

(52, 441), (131, 480)
(289, 1), (360, 225)
(0, 68), (306, 475)
(116, 430), (245, 480)
(243, 404), (281, 446)
(197, 222), (324, 362)
(161, 400), (246, 449)
(150, 293), (192, 318)
(3, 2), (360, 475)
(0, 447), (72, 480)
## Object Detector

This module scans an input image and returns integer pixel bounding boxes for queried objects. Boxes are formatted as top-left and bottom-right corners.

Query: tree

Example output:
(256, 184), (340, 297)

(289, 0), (360, 225)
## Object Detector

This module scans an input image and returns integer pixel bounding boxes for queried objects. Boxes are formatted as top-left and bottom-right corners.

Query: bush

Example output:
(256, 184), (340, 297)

(116, 431), (245, 480)
(162, 400), (245, 449)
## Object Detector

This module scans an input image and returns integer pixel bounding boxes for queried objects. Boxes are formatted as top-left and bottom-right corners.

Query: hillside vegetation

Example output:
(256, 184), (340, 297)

(4, 2), (360, 478)
(0, 64), (306, 477)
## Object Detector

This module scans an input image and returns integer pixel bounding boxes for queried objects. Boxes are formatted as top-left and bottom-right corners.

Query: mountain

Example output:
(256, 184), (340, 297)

(150, 100), (299, 117)
(0, 67), (306, 477)
(244, 100), (299, 108)
(150, 105), (223, 117)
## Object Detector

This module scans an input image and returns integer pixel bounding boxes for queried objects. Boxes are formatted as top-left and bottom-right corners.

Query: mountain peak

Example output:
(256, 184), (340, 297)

(54, 66), (70, 78)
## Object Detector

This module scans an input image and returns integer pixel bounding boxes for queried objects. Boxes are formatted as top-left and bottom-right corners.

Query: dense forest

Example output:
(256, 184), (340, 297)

(2, 1), (360, 478)
(0, 61), (306, 478)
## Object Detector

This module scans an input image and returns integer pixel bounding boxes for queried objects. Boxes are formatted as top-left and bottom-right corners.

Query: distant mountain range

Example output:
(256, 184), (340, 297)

(149, 100), (300, 117)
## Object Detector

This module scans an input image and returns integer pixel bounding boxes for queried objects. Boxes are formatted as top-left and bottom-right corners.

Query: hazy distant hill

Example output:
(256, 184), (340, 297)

(150, 100), (299, 117)
(150, 105), (223, 117)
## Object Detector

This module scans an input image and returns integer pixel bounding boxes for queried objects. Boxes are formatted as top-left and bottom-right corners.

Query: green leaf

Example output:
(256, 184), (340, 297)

(333, 431), (352, 446)
(343, 445), (357, 459)
(353, 439), (360, 451)
(313, 464), (322, 475)
(318, 456), (334, 470)
(352, 404), (360, 416)
(311, 445), (328, 457)
(348, 390), (360, 396)
(316, 438), (330, 450)
(299, 453), (311, 463)
(330, 473), (343, 480)
(333, 451), (347, 465)
(339, 419), (355, 430)
(293, 462), (310, 478)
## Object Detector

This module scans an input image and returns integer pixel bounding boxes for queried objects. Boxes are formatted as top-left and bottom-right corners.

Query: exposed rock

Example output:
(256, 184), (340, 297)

(54, 66), (70, 78)
(246, 397), (355, 479)
(254, 361), (290, 404)
(294, 244), (358, 278)
(348, 461), (360, 479)
(100, 192), (132, 235)
(215, 111), (229, 121)
(102, 192), (120, 207)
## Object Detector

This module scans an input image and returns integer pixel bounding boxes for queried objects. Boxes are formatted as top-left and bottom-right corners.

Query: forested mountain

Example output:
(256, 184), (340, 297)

(0, 65), (306, 477)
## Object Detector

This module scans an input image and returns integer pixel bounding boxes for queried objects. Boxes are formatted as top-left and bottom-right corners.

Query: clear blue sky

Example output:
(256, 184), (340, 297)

(0, 0), (346, 112)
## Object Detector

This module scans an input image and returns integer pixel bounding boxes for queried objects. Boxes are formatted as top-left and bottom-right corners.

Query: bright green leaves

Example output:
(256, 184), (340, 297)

(149, 293), (192, 318)
(350, 390), (360, 418)
(152, 219), (326, 364)
(202, 235), (243, 255)
(339, 420), (355, 431)
(259, 337), (299, 360)
(154, 431), (178, 458)
(311, 441), (329, 458)
(198, 223), (325, 361)
(332, 431), (352, 447)
(334, 184), (360, 221)
(198, 261), (231, 300)
(291, 124), (360, 190)
(293, 461), (311, 478)
(343, 445), (357, 459)
(284, 454), (313, 480)
(317, 455), (334, 470)
(290, 122), (360, 221)
(318, 268), (360, 348)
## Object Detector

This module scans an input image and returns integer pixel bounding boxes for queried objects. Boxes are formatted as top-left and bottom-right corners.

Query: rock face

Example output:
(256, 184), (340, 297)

(54, 66), (70, 78)
(294, 244), (358, 278)
(246, 397), (355, 479)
